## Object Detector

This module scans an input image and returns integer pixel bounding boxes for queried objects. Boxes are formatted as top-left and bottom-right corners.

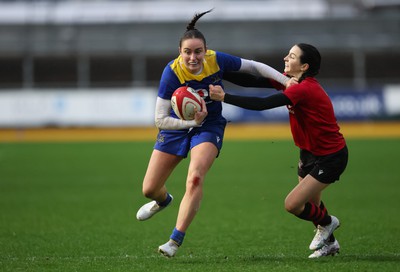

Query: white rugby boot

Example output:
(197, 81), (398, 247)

(136, 195), (173, 221)
(158, 239), (179, 258)
(309, 215), (340, 250)
(309, 239), (340, 258)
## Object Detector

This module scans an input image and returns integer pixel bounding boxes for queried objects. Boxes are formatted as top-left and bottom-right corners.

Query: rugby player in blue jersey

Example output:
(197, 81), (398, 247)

(136, 9), (292, 257)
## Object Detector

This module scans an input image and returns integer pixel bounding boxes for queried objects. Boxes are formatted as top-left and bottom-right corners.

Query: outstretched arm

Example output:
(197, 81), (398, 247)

(209, 84), (292, 111)
(223, 71), (275, 88)
(239, 59), (291, 88)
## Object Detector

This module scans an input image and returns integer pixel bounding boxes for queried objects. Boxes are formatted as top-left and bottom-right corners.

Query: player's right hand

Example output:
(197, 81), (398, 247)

(194, 98), (207, 125)
(209, 84), (225, 102)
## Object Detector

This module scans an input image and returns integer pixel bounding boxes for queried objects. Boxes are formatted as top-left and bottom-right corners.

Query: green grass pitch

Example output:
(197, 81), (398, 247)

(1, 139), (399, 271)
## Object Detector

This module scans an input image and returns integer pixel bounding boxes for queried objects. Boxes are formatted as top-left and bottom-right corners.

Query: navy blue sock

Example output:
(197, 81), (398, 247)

(170, 228), (185, 246)
(157, 193), (172, 207)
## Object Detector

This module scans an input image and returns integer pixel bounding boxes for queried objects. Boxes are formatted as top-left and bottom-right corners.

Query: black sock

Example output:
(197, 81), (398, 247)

(298, 202), (331, 226)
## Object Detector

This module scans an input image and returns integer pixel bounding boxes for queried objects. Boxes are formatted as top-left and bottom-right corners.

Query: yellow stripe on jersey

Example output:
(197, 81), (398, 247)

(170, 50), (220, 84)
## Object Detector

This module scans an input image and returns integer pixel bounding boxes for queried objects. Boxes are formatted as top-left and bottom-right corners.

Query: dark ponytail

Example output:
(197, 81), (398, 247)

(179, 9), (213, 48)
(296, 43), (321, 82)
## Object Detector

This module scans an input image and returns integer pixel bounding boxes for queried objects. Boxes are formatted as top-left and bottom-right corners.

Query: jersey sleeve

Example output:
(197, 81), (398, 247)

(216, 51), (242, 72)
(224, 92), (291, 111)
(154, 97), (200, 130)
(223, 71), (275, 88)
(158, 63), (181, 100)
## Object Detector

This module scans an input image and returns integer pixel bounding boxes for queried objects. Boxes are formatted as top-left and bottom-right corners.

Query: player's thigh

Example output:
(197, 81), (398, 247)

(189, 142), (218, 177)
(298, 175), (322, 205)
(143, 149), (183, 190)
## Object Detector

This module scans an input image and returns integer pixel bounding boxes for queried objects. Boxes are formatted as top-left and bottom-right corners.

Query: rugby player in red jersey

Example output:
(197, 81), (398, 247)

(210, 43), (348, 258)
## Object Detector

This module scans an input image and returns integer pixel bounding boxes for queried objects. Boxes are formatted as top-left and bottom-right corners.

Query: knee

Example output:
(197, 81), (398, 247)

(284, 196), (300, 215)
(186, 174), (203, 192)
(142, 186), (157, 199)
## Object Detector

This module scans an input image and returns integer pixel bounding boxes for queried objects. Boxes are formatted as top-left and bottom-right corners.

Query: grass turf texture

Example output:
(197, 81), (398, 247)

(0, 139), (399, 271)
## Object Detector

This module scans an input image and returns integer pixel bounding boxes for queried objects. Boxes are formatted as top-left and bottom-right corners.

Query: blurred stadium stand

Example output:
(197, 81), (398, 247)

(0, 0), (399, 90)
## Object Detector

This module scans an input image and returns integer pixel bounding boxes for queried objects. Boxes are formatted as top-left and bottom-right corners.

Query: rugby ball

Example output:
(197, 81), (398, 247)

(171, 86), (203, 120)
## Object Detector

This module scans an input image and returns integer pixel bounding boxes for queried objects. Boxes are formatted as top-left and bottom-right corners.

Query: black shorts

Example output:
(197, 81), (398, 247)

(298, 146), (348, 184)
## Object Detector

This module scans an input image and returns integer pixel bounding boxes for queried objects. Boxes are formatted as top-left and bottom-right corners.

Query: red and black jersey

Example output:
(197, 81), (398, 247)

(283, 77), (346, 156)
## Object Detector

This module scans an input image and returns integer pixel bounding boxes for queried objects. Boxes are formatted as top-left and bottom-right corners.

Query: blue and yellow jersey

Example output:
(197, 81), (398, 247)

(158, 49), (241, 121)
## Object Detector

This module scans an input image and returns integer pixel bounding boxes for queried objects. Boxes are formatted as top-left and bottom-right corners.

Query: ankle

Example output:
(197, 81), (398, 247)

(157, 193), (172, 207)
